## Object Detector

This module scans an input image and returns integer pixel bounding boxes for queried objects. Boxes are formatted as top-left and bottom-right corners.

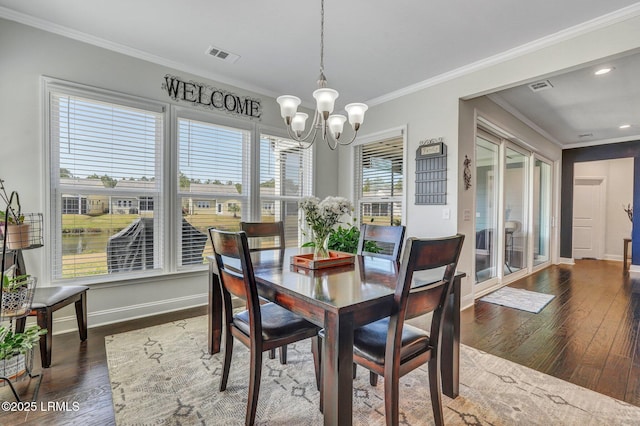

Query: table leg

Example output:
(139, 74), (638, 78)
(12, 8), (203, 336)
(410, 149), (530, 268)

(208, 264), (222, 355)
(441, 275), (461, 398)
(323, 311), (354, 426)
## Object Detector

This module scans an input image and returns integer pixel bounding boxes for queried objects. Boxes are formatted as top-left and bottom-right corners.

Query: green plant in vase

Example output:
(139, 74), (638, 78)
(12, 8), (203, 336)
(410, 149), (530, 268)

(327, 224), (381, 254)
(0, 179), (30, 249)
(299, 196), (353, 258)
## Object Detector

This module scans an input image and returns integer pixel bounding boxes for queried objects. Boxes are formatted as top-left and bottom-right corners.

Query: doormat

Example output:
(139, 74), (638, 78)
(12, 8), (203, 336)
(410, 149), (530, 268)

(479, 286), (555, 313)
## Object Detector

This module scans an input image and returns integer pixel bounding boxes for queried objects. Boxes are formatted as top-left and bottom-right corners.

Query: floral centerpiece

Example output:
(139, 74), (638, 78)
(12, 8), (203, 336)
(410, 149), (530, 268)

(299, 196), (353, 258)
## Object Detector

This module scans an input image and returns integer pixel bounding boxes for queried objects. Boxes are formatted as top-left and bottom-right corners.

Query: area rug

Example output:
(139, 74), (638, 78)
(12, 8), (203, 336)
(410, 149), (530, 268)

(105, 316), (640, 425)
(479, 286), (555, 313)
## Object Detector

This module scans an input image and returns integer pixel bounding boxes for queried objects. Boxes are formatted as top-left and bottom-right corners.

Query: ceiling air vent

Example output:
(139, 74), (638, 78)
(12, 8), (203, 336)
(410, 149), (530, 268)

(528, 80), (554, 92)
(205, 45), (240, 64)
(578, 133), (594, 138)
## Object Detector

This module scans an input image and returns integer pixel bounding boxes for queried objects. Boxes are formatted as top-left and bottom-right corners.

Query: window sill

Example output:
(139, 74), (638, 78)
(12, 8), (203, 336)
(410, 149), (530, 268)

(49, 267), (209, 289)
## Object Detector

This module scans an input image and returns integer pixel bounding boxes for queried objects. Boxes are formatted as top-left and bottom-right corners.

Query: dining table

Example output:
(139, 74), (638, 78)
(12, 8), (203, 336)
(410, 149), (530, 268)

(207, 248), (464, 426)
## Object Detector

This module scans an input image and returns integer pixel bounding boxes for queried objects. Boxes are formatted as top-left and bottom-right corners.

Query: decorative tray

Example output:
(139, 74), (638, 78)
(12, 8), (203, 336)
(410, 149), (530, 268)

(290, 251), (355, 270)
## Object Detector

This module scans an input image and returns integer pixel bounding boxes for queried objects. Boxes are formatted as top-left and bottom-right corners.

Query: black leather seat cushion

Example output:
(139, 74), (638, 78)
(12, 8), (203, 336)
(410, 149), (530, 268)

(353, 318), (430, 365)
(234, 302), (319, 340)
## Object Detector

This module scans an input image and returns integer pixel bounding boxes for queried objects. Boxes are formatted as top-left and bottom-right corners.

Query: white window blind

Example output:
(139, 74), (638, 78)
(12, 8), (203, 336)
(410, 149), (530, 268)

(355, 138), (404, 227)
(259, 134), (313, 246)
(49, 91), (163, 281)
(177, 117), (250, 266)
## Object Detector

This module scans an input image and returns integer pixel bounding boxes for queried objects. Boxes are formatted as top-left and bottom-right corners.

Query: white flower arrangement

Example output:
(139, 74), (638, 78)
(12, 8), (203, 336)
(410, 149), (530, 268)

(299, 196), (353, 257)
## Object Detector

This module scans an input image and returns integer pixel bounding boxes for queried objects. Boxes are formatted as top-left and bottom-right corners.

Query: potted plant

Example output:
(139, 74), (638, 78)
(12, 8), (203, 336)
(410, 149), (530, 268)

(0, 179), (30, 250)
(0, 324), (46, 379)
(2, 273), (34, 316)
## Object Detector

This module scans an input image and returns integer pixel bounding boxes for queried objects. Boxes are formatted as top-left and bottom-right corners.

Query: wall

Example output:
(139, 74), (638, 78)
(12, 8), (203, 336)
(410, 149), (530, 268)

(338, 12), (640, 308)
(0, 18), (339, 331)
(561, 141), (640, 264)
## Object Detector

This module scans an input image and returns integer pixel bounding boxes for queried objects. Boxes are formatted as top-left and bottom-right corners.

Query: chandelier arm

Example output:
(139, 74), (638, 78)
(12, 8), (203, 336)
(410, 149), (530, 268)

(323, 126), (359, 147)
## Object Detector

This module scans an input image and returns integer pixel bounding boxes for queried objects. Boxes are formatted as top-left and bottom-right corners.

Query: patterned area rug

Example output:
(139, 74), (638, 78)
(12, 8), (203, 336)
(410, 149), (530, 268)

(479, 287), (555, 313)
(105, 316), (639, 425)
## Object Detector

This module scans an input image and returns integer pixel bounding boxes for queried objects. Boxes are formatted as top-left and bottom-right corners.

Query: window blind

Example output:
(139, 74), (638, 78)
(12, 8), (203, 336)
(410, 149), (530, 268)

(355, 138), (404, 228)
(49, 91), (163, 280)
(177, 117), (251, 266)
(259, 134), (313, 247)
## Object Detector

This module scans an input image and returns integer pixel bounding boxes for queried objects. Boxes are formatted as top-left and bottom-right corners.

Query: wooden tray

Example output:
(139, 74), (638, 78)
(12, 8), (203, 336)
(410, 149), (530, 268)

(291, 251), (355, 270)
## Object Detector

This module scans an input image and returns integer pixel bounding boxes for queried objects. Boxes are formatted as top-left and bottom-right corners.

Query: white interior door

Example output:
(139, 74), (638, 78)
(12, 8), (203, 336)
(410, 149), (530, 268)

(572, 178), (605, 259)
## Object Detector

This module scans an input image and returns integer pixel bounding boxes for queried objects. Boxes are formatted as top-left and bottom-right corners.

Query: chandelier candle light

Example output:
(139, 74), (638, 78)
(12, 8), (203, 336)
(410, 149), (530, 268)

(277, 0), (368, 150)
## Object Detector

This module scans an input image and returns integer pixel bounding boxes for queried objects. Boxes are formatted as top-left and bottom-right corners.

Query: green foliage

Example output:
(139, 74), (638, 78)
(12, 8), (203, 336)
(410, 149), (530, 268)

(2, 274), (31, 292)
(327, 226), (380, 254)
(0, 324), (47, 360)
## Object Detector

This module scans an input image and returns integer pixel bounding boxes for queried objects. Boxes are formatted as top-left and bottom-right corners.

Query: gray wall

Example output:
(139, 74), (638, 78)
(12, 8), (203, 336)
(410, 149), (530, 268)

(0, 18), (338, 331)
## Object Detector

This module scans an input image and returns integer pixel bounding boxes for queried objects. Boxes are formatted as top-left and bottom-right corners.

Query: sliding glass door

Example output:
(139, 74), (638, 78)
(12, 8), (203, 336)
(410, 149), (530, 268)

(475, 134), (500, 285)
(504, 145), (529, 277)
(532, 159), (552, 267)
(475, 124), (553, 293)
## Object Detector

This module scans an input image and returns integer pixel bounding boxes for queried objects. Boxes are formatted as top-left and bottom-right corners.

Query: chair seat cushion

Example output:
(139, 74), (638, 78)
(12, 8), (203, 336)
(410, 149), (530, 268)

(234, 302), (319, 340)
(352, 318), (430, 365)
(30, 286), (89, 309)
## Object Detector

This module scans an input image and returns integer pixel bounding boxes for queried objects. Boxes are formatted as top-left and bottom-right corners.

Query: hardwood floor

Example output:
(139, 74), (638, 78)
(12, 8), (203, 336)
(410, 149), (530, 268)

(1, 259), (638, 425)
(461, 259), (640, 406)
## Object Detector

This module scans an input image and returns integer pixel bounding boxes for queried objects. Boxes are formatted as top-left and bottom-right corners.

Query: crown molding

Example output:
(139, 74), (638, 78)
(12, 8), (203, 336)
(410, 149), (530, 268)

(0, 6), (279, 100)
(562, 134), (640, 149)
(366, 3), (640, 107)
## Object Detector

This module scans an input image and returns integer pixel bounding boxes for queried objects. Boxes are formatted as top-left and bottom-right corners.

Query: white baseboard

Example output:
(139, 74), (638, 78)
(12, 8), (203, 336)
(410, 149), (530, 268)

(46, 293), (208, 336)
(559, 257), (575, 265)
(604, 254), (624, 261)
(629, 264), (640, 275)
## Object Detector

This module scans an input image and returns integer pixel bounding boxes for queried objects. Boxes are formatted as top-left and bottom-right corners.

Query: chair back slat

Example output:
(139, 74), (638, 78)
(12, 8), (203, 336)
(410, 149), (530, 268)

(240, 221), (286, 252)
(357, 224), (406, 261)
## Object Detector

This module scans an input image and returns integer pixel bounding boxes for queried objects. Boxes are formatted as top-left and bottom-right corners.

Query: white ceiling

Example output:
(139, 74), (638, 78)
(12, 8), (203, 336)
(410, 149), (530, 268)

(1, 0), (640, 147)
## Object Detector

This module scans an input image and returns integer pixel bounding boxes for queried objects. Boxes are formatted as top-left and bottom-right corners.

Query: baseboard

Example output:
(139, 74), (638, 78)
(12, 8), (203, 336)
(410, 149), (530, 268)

(629, 265), (640, 275)
(604, 254), (624, 261)
(559, 257), (575, 265)
(47, 293), (208, 335)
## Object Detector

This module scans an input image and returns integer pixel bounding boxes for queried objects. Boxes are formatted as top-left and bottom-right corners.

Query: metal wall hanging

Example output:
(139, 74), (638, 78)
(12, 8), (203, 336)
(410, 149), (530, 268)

(463, 155), (472, 190)
(162, 74), (262, 120)
(415, 138), (447, 205)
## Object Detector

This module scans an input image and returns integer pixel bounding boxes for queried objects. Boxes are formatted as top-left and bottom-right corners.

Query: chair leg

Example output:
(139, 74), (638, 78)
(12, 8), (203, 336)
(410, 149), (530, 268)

(370, 371), (378, 386)
(384, 368), (400, 426)
(311, 337), (321, 391)
(246, 344), (263, 426)
(75, 291), (88, 341)
(279, 344), (288, 364)
(428, 358), (444, 426)
(219, 330), (234, 392)
(269, 349), (276, 359)
(37, 308), (53, 368)
(353, 363), (357, 379)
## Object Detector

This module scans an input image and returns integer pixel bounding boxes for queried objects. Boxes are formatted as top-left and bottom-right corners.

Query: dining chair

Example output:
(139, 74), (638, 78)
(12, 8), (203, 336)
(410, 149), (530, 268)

(357, 223), (406, 261)
(239, 221), (289, 364)
(208, 228), (321, 426)
(354, 234), (464, 425)
(318, 234), (464, 424)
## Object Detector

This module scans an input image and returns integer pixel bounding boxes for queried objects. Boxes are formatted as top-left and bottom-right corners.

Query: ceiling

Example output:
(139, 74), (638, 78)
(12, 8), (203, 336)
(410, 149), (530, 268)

(1, 0), (639, 147)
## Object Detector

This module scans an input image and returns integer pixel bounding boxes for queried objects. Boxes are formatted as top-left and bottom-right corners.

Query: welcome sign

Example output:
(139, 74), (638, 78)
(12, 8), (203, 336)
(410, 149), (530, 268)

(162, 74), (262, 119)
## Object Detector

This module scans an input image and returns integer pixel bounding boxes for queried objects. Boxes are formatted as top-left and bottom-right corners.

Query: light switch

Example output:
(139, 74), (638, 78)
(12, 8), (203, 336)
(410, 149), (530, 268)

(463, 209), (471, 221)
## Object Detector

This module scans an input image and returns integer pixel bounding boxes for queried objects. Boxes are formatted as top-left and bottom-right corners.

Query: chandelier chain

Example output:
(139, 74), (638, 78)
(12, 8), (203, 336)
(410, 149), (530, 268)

(320, 0), (324, 75)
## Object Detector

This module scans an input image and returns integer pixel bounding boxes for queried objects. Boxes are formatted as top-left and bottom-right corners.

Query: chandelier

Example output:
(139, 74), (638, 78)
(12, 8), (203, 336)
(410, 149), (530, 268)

(276, 0), (368, 150)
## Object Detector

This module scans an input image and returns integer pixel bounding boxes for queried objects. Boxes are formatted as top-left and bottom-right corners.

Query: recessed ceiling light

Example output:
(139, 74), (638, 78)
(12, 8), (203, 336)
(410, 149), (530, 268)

(619, 124), (631, 129)
(594, 67), (613, 75)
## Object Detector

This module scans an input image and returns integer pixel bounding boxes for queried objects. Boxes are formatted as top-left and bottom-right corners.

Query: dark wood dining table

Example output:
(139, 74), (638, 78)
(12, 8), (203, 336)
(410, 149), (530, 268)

(207, 248), (464, 426)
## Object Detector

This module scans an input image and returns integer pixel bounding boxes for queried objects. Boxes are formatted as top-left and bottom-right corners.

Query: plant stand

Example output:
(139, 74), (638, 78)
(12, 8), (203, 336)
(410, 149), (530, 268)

(1, 190), (44, 402)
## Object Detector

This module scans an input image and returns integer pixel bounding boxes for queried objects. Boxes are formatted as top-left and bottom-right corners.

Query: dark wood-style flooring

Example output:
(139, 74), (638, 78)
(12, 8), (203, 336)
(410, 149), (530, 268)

(1, 260), (638, 425)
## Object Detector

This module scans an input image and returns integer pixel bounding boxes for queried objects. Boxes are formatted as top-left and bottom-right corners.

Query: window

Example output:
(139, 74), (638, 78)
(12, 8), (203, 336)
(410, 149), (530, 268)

(46, 81), (314, 283)
(48, 84), (164, 281)
(176, 114), (250, 266)
(355, 137), (404, 227)
(259, 134), (313, 246)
